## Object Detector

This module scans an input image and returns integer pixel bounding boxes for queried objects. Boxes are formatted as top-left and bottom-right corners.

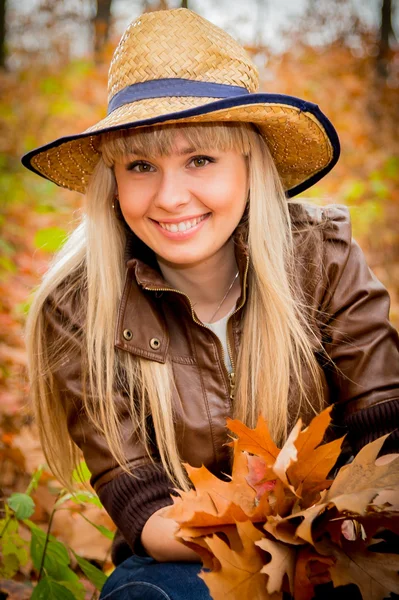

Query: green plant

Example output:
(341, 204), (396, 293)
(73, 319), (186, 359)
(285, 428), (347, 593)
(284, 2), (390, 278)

(0, 463), (111, 599)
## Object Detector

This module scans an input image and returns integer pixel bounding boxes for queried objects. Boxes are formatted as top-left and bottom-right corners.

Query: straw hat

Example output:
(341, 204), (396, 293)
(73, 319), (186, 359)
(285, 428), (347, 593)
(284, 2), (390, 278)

(21, 8), (340, 197)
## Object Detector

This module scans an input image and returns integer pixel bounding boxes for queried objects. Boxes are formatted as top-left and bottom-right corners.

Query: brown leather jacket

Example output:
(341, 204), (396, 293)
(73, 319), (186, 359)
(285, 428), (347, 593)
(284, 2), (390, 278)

(44, 202), (399, 564)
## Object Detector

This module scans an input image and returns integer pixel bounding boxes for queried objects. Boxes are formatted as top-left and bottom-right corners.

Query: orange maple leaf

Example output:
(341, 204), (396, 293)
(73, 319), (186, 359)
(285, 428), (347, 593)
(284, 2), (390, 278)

(197, 521), (275, 599)
(287, 407), (345, 504)
(165, 440), (272, 527)
(226, 415), (280, 464)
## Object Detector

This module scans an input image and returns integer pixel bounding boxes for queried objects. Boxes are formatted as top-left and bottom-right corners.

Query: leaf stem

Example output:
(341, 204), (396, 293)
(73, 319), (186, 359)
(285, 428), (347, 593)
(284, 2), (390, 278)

(37, 506), (56, 581)
(0, 515), (11, 540)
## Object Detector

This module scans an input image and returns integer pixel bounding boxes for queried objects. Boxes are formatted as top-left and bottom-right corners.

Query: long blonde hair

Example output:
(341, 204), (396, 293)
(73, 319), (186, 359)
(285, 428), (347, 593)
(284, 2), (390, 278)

(26, 122), (325, 492)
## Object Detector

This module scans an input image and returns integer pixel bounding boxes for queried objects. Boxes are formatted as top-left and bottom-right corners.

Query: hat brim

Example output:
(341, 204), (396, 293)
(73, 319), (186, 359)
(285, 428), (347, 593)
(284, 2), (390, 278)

(21, 93), (340, 197)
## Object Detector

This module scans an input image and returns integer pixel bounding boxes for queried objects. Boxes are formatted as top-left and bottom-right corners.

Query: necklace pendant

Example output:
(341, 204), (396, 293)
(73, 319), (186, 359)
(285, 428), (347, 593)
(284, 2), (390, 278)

(209, 270), (239, 323)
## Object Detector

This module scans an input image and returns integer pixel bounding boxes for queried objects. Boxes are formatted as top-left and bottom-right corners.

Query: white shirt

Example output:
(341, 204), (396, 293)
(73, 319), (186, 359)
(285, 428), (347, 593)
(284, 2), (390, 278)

(204, 308), (234, 374)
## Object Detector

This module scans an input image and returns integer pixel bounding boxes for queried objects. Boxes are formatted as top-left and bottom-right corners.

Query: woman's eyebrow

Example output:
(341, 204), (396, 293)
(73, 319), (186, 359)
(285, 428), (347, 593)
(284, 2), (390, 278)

(127, 145), (202, 157)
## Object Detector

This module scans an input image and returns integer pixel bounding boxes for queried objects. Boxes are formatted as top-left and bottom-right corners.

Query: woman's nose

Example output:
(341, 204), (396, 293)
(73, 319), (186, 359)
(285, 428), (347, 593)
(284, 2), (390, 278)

(153, 171), (191, 212)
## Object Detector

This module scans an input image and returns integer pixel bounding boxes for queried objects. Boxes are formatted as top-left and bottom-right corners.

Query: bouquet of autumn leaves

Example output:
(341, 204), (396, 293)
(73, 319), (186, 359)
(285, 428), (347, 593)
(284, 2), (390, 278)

(163, 407), (399, 600)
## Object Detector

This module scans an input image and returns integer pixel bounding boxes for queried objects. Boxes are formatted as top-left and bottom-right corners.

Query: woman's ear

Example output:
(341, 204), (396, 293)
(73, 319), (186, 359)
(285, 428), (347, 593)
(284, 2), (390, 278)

(112, 193), (126, 222)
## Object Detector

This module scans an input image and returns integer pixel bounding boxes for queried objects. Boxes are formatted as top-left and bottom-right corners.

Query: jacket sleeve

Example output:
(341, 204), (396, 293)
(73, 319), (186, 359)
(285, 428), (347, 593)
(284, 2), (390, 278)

(318, 205), (399, 456)
(42, 290), (174, 559)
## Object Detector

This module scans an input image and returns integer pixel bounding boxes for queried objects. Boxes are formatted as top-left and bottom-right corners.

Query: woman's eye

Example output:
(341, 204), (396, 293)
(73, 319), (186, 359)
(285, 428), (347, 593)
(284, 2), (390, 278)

(190, 156), (214, 168)
(126, 161), (153, 173)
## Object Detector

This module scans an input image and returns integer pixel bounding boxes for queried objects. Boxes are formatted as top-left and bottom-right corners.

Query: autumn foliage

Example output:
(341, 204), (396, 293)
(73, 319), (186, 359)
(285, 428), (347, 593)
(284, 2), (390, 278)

(164, 407), (399, 599)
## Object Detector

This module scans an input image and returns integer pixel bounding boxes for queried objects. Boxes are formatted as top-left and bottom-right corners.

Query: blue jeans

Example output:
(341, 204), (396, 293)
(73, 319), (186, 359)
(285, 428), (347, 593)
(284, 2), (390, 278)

(99, 554), (212, 600)
(99, 555), (364, 599)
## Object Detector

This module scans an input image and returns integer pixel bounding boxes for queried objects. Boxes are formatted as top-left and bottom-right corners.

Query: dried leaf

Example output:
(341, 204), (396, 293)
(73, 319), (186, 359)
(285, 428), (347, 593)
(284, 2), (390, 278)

(288, 438), (344, 504)
(324, 435), (399, 514)
(165, 441), (271, 527)
(272, 420), (301, 493)
(371, 489), (399, 510)
(264, 501), (329, 547)
(255, 537), (295, 595)
(316, 537), (399, 600)
(294, 408), (333, 456)
(246, 455), (276, 500)
(226, 416), (279, 464)
(198, 521), (277, 599)
(294, 546), (336, 600)
(177, 525), (243, 571)
(270, 479), (298, 517)
(282, 408), (344, 505)
(178, 524), (244, 551)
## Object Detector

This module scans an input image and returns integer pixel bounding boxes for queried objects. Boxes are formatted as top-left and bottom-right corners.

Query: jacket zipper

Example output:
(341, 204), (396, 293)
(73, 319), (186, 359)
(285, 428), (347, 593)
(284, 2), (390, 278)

(225, 256), (249, 399)
(143, 256), (249, 400)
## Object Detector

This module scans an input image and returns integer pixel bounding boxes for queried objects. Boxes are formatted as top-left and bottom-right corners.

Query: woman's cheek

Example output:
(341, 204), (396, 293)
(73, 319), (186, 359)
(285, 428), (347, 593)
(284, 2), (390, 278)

(119, 193), (148, 220)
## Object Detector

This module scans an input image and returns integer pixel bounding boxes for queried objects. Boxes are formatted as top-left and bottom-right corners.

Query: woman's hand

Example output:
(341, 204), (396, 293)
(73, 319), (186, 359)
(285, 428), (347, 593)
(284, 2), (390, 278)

(141, 506), (201, 563)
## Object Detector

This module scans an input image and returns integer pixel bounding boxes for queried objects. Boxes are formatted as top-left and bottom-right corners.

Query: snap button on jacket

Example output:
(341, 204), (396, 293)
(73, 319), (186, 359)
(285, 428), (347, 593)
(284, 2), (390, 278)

(43, 202), (399, 565)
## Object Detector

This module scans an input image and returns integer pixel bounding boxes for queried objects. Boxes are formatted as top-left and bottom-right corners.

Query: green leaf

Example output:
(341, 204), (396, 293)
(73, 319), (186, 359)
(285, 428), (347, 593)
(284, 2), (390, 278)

(28, 522), (70, 573)
(78, 513), (114, 540)
(73, 551), (107, 591)
(72, 460), (92, 483)
(1, 525), (29, 574)
(7, 493), (35, 519)
(46, 564), (85, 599)
(0, 515), (18, 534)
(0, 552), (20, 578)
(31, 576), (77, 600)
(26, 465), (45, 495)
(55, 490), (102, 509)
(23, 522), (83, 597)
(59, 579), (86, 600)
(34, 227), (67, 253)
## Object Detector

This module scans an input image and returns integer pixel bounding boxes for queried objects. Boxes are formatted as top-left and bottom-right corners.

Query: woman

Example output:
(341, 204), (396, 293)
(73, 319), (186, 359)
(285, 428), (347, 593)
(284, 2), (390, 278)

(22, 8), (399, 600)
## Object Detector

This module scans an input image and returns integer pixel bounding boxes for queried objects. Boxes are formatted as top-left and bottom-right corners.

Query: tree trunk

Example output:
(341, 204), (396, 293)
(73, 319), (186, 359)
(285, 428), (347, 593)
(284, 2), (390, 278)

(376, 0), (395, 80)
(0, 0), (6, 69)
(94, 0), (113, 61)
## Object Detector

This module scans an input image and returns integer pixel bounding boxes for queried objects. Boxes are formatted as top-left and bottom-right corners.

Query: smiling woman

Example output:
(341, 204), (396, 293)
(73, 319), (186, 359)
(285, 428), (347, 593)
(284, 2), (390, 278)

(22, 7), (399, 600)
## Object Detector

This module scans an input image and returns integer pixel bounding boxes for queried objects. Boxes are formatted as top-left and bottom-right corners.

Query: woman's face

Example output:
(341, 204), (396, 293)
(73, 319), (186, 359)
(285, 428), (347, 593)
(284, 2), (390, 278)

(113, 133), (249, 268)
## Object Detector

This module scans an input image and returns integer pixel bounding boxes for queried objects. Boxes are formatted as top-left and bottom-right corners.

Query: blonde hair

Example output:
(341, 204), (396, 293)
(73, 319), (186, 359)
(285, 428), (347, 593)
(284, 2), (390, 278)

(26, 122), (325, 493)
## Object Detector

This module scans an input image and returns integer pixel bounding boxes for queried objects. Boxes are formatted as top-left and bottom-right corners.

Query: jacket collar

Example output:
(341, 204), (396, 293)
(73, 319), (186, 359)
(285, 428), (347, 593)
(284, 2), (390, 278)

(114, 229), (249, 361)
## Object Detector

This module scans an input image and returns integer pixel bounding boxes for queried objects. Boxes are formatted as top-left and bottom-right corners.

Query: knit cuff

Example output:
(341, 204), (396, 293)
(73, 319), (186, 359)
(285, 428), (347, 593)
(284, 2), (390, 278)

(97, 462), (175, 565)
(344, 398), (399, 456)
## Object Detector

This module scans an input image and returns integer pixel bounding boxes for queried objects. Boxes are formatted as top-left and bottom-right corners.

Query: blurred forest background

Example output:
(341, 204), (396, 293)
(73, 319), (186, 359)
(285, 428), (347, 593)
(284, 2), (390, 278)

(0, 0), (398, 597)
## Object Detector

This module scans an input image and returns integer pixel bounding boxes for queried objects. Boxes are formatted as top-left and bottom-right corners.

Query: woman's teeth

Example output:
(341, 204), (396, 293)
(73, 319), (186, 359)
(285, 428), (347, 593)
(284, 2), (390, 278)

(159, 214), (208, 232)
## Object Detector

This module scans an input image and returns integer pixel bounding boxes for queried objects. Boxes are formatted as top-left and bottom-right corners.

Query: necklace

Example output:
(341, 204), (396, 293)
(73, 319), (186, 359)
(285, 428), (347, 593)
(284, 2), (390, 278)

(208, 271), (239, 323)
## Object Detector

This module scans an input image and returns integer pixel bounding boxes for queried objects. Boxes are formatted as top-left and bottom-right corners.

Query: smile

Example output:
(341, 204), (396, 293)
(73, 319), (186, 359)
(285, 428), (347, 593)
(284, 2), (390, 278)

(157, 214), (209, 232)
(151, 213), (211, 240)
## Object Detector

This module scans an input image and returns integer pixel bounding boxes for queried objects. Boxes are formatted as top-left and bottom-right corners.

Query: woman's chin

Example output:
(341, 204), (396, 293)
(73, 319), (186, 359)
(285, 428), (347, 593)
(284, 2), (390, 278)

(156, 249), (212, 269)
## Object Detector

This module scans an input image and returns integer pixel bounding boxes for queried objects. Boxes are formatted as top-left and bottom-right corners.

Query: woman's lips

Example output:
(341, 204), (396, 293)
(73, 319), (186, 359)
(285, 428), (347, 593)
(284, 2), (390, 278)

(151, 213), (211, 240)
